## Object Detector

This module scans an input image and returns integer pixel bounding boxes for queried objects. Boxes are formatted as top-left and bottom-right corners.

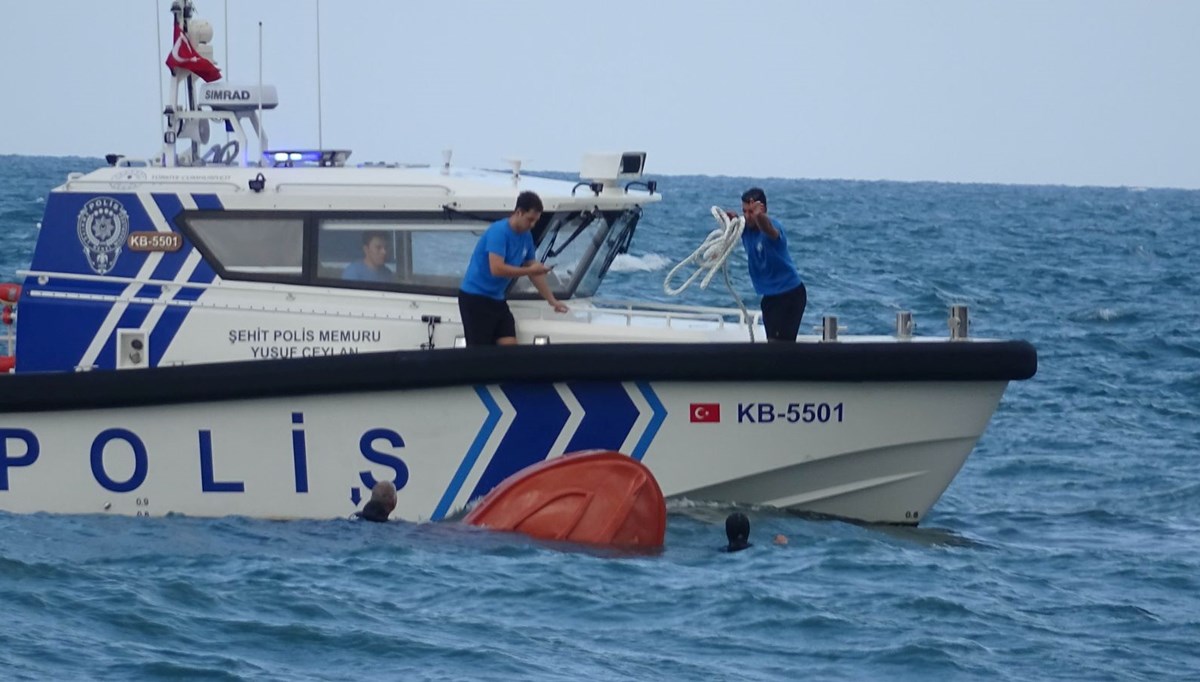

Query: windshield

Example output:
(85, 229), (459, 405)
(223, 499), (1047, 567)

(509, 208), (641, 299)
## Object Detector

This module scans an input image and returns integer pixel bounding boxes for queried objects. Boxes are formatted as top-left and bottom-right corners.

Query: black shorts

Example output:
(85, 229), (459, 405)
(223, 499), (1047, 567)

(458, 291), (516, 345)
(760, 283), (807, 342)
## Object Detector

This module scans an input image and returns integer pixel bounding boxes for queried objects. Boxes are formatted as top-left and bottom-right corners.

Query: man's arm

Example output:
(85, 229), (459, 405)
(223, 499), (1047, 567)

(489, 253), (550, 278)
(525, 262), (569, 313)
(750, 204), (781, 240)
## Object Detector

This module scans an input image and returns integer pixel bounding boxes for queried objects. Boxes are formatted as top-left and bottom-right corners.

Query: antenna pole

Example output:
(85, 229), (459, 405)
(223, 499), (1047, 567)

(186, 1), (197, 166)
(156, 0), (165, 130)
(223, 0), (230, 149)
(258, 20), (265, 165)
(182, 2), (194, 111)
(316, 0), (324, 149)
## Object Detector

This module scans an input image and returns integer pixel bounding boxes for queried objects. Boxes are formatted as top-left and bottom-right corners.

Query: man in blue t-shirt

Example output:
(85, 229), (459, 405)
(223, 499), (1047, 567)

(342, 230), (395, 283)
(458, 191), (568, 345)
(735, 187), (806, 341)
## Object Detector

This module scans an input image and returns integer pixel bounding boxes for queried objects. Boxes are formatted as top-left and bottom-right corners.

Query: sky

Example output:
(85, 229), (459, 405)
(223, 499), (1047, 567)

(2, 0), (1197, 189)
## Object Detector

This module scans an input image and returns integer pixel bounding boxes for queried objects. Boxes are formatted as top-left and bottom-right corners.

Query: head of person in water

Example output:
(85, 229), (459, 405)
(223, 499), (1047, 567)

(356, 480), (398, 522)
(725, 511), (751, 552)
(371, 480), (397, 515)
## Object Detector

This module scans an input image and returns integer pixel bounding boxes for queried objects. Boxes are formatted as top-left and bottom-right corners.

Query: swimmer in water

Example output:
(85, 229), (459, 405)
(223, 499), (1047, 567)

(354, 480), (397, 523)
(724, 511), (752, 552)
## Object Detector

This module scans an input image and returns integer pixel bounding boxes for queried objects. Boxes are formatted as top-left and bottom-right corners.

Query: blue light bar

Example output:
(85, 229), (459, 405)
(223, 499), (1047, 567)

(262, 149), (353, 167)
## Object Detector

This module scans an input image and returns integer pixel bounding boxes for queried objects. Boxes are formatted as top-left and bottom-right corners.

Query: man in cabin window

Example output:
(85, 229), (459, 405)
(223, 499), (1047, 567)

(458, 191), (568, 345)
(342, 230), (396, 282)
(730, 188), (806, 342)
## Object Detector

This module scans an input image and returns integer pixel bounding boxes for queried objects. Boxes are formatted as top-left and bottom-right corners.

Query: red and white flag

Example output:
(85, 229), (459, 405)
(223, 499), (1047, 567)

(689, 403), (721, 423)
(166, 23), (222, 82)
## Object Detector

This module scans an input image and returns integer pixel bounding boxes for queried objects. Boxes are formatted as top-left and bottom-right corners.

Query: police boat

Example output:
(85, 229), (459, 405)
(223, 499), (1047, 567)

(0, 2), (1036, 525)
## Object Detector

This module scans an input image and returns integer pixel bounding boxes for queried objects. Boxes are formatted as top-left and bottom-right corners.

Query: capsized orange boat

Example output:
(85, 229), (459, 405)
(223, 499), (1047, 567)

(462, 450), (666, 549)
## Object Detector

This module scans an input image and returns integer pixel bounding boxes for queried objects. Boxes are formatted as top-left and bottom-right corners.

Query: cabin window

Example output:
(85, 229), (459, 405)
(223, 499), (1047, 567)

(316, 219), (491, 293)
(186, 215), (305, 277)
(409, 230), (485, 285)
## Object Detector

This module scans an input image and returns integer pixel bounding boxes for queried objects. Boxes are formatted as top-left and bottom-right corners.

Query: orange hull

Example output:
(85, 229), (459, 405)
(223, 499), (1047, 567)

(463, 450), (666, 549)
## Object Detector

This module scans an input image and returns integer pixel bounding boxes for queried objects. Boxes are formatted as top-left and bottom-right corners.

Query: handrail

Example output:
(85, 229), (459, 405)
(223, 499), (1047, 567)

(273, 182), (455, 195)
(593, 309), (731, 329)
(521, 299), (757, 330)
(591, 297), (759, 323)
(25, 288), (453, 325)
(18, 269), (450, 303)
(63, 178), (243, 190)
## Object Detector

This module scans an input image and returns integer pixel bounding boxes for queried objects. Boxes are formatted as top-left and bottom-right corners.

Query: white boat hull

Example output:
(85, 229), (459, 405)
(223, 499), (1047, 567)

(0, 372), (1006, 525)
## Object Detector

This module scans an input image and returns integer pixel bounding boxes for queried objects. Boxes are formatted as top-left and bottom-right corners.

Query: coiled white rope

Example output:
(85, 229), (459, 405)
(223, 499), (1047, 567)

(663, 206), (743, 295)
(663, 206), (756, 340)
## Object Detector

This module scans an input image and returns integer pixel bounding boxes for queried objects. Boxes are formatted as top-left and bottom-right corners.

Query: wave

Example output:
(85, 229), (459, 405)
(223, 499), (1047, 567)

(1067, 307), (1138, 322)
(609, 253), (670, 273)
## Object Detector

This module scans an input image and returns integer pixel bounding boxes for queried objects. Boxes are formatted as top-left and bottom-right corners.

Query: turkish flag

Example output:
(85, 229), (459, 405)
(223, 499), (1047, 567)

(166, 23), (222, 82)
(689, 403), (721, 423)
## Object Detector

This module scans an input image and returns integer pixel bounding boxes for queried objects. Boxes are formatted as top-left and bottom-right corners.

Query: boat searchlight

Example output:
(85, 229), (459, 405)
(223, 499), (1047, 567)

(580, 152), (647, 186)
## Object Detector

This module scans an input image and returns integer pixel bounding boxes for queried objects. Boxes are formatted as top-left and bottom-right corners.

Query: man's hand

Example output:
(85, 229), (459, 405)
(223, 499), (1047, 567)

(549, 300), (569, 314)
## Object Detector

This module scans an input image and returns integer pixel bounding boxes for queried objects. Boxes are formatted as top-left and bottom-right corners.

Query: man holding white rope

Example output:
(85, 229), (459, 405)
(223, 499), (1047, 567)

(729, 188), (806, 342)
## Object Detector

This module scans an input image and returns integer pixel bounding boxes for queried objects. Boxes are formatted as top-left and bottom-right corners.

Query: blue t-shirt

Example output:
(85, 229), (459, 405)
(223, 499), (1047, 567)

(741, 218), (802, 296)
(342, 260), (395, 282)
(460, 218), (536, 300)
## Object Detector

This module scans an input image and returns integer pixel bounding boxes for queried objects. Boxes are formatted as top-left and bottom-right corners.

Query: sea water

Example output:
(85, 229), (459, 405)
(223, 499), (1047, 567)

(1, 155), (1198, 680)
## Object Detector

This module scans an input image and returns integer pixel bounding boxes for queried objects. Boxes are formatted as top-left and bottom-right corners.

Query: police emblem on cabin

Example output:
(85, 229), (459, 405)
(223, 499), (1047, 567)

(76, 197), (130, 275)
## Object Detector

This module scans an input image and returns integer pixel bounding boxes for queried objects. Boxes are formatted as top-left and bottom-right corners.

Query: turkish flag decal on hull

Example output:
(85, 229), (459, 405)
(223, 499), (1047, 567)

(689, 403), (721, 423)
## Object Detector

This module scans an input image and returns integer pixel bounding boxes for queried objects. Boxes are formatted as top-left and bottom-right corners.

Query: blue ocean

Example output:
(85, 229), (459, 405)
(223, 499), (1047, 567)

(1, 155), (1198, 680)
